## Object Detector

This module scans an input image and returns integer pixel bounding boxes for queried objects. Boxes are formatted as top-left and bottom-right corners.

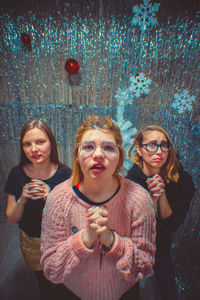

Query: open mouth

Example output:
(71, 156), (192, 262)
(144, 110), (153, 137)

(91, 164), (105, 170)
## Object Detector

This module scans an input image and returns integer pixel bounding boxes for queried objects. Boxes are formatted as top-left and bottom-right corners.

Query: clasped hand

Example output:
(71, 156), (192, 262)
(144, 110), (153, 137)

(21, 179), (50, 201)
(146, 174), (165, 200)
(82, 206), (114, 249)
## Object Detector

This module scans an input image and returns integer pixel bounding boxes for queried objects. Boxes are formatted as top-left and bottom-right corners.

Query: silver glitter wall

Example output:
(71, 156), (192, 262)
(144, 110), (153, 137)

(0, 1), (200, 296)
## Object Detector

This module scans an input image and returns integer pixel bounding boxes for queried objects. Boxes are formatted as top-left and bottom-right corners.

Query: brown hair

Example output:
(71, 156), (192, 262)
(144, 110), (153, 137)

(72, 115), (125, 185)
(20, 120), (64, 167)
(128, 125), (180, 183)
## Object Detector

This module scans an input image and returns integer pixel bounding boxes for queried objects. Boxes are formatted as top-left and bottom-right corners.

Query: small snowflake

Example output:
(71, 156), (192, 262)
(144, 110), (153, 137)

(171, 89), (196, 114)
(132, 0), (160, 32)
(129, 73), (152, 98)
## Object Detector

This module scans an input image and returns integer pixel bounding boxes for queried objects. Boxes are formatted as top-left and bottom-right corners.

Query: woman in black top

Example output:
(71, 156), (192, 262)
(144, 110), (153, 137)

(126, 125), (195, 300)
(5, 120), (72, 300)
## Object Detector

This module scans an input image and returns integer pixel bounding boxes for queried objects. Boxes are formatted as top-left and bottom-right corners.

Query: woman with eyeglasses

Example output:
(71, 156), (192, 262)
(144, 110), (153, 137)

(126, 125), (195, 300)
(40, 115), (156, 300)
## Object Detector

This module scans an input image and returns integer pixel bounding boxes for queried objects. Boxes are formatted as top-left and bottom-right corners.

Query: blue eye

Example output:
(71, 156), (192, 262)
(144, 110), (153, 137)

(23, 142), (30, 147)
(148, 143), (157, 148)
(103, 144), (115, 152)
(82, 143), (95, 151)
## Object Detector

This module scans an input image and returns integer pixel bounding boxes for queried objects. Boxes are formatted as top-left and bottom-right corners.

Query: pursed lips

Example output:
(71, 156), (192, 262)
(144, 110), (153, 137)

(153, 157), (163, 162)
(32, 155), (41, 159)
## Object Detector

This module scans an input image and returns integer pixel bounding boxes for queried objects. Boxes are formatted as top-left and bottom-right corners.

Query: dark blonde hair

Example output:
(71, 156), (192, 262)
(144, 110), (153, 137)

(20, 120), (64, 167)
(128, 125), (180, 183)
(72, 115), (125, 185)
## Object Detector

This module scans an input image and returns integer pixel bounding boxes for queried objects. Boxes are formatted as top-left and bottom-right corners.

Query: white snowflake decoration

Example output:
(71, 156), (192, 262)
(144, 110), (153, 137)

(171, 89), (196, 114)
(115, 103), (137, 172)
(132, 0), (160, 32)
(115, 73), (152, 105)
(129, 73), (152, 98)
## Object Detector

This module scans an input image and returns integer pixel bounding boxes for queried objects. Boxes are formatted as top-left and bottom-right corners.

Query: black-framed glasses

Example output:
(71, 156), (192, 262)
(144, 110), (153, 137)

(141, 142), (171, 153)
(79, 141), (119, 157)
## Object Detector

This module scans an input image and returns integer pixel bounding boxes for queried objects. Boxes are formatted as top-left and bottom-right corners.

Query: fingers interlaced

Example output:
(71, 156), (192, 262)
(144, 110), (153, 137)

(23, 181), (50, 200)
(88, 206), (108, 233)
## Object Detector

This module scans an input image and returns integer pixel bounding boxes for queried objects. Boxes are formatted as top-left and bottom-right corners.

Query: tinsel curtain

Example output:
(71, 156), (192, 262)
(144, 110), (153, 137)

(0, 1), (200, 296)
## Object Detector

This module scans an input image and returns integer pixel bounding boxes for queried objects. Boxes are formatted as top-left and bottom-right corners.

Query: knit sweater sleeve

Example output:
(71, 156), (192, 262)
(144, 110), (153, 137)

(105, 181), (156, 282)
(40, 181), (93, 284)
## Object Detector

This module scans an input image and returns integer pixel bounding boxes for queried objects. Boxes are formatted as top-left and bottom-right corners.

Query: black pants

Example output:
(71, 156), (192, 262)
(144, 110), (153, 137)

(153, 255), (178, 300)
(120, 281), (140, 300)
(35, 271), (76, 300)
(54, 284), (81, 300)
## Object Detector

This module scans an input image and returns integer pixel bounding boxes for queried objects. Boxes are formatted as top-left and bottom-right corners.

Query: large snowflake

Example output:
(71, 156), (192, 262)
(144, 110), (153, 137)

(115, 73), (152, 106)
(171, 89), (196, 114)
(132, 0), (160, 32)
(129, 73), (152, 99)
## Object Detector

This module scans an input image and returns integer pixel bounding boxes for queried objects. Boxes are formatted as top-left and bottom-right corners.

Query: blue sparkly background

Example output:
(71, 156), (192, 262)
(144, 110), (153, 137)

(0, 0), (199, 202)
(0, 1), (200, 296)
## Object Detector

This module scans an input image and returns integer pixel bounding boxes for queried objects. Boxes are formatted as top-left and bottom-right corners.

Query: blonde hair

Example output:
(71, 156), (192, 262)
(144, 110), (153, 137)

(128, 125), (180, 183)
(72, 115), (125, 185)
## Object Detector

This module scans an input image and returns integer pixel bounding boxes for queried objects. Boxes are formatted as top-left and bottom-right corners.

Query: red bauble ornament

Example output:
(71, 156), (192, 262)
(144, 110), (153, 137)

(134, 73), (140, 82)
(65, 58), (80, 75)
(21, 33), (31, 45)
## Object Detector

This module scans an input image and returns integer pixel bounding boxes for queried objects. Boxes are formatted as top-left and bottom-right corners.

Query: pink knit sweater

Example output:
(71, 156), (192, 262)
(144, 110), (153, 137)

(41, 177), (156, 300)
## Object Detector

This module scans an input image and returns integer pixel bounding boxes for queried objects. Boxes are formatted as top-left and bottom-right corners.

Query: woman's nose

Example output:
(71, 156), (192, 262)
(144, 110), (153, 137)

(31, 143), (38, 151)
(156, 145), (162, 154)
(93, 145), (104, 158)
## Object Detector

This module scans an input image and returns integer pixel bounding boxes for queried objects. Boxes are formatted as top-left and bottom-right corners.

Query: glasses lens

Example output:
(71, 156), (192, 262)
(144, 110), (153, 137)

(80, 142), (95, 156)
(79, 141), (118, 157)
(146, 143), (158, 153)
(161, 143), (171, 152)
(102, 142), (118, 154)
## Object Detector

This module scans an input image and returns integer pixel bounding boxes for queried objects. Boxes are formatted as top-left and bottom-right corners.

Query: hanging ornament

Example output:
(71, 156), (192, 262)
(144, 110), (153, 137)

(21, 33), (31, 45)
(65, 58), (80, 75)
(134, 73), (140, 82)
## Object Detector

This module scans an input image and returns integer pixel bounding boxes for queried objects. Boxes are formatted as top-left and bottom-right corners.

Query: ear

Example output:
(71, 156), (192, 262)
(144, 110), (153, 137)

(136, 145), (143, 157)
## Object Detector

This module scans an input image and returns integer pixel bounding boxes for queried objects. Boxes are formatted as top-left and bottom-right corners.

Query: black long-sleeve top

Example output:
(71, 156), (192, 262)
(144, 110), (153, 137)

(126, 163), (195, 256)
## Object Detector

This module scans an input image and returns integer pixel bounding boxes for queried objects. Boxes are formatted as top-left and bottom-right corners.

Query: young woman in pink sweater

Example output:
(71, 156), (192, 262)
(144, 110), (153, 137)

(40, 115), (156, 300)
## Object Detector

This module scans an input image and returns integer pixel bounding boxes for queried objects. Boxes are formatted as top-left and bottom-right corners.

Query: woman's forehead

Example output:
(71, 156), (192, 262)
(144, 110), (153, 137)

(143, 130), (167, 141)
(81, 129), (116, 142)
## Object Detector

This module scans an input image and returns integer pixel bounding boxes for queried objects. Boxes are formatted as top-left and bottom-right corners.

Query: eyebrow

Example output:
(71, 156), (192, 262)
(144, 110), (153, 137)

(146, 140), (168, 143)
(82, 140), (115, 143)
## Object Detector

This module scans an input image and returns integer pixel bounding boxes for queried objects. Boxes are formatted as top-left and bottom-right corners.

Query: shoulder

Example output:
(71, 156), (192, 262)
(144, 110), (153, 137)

(126, 163), (148, 189)
(5, 165), (28, 194)
(126, 163), (137, 178)
(178, 168), (194, 185)
(57, 165), (72, 179)
(45, 178), (73, 216)
(50, 177), (72, 193)
(8, 165), (22, 176)
(47, 178), (72, 203)
(121, 177), (152, 210)
(123, 177), (149, 197)
(166, 168), (196, 204)
(6, 165), (25, 182)
(168, 168), (195, 190)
